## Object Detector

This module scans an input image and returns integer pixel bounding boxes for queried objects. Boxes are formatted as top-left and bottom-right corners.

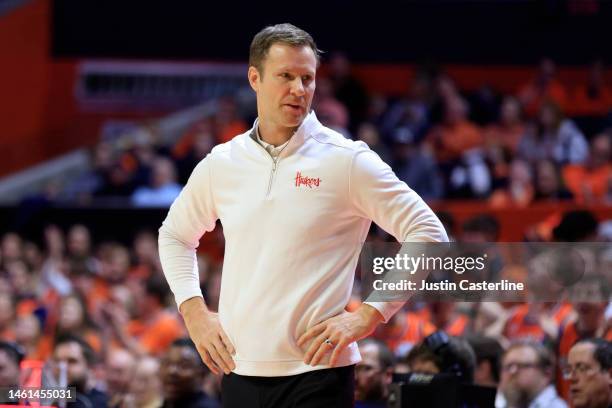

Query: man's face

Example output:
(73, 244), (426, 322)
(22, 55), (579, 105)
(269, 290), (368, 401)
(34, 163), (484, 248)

(355, 343), (386, 401)
(568, 342), (611, 408)
(160, 346), (203, 400)
(500, 346), (548, 407)
(53, 342), (89, 390)
(105, 350), (135, 394)
(131, 358), (161, 404)
(0, 350), (20, 387)
(248, 43), (316, 132)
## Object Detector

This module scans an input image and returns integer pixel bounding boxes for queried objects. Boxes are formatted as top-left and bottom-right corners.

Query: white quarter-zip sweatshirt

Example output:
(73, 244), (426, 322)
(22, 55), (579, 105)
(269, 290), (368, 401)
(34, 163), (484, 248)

(158, 111), (448, 377)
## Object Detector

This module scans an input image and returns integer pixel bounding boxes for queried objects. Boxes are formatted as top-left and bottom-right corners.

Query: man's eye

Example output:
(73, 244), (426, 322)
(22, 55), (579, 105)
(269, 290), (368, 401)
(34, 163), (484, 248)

(302, 76), (312, 83)
(281, 73), (291, 79)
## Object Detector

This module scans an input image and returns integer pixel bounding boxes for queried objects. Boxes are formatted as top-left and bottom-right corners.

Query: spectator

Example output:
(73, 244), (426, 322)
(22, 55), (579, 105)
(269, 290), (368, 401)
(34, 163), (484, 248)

(160, 338), (219, 408)
(132, 157), (182, 207)
(518, 101), (588, 165)
(313, 77), (350, 136)
(105, 348), (136, 408)
(486, 96), (528, 158)
(372, 309), (435, 358)
(66, 224), (100, 277)
(381, 70), (433, 143)
(214, 96), (248, 144)
(557, 277), (612, 401)
(108, 276), (184, 357)
(572, 60), (612, 117)
(127, 356), (163, 408)
(15, 313), (49, 360)
(460, 214), (500, 243)
(390, 128), (444, 200)
(1, 233), (23, 266)
(355, 338), (395, 408)
(0, 341), (23, 388)
(563, 131), (612, 204)
(405, 331), (476, 383)
(426, 95), (484, 164)
(466, 335), (503, 388)
(53, 293), (102, 354)
(130, 230), (162, 280)
(52, 334), (108, 408)
(566, 338), (612, 408)
(518, 57), (569, 116)
(489, 159), (535, 208)
(498, 340), (567, 408)
(356, 122), (391, 165)
(533, 159), (573, 202)
(328, 52), (369, 130)
(176, 126), (216, 185)
(0, 294), (16, 341)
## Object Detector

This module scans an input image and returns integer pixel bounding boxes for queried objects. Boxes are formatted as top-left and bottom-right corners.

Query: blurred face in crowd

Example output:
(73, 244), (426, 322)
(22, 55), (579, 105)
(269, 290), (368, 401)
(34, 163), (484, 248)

(568, 342), (611, 408)
(58, 296), (85, 331)
(68, 225), (91, 258)
(15, 314), (41, 343)
(443, 96), (467, 125)
(1, 233), (22, 262)
(134, 232), (158, 265)
(500, 346), (550, 407)
(53, 342), (89, 390)
(152, 158), (177, 188)
(130, 357), (162, 405)
(0, 296), (14, 328)
(590, 133), (611, 168)
(355, 342), (390, 401)
(509, 159), (532, 186)
(536, 160), (559, 196)
(106, 349), (135, 394)
(0, 349), (20, 387)
(161, 345), (204, 400)
(500, 97), (521, 125)
(248, 43), (316, 140)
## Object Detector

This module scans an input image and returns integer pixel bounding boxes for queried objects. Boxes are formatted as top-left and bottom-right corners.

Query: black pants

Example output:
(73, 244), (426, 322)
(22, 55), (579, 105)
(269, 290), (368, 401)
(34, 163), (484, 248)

(221, 365), (355, 408)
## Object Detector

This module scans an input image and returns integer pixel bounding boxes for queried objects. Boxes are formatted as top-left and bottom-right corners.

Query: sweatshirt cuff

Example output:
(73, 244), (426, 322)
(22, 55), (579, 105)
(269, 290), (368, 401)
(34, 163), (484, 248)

(175, 290), (204, 311)
(363, 301), (405, 324)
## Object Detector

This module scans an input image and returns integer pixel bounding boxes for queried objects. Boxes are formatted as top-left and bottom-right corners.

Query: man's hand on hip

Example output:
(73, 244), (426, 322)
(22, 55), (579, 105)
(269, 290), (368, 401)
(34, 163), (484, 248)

(297, 304), (384, 367)
(180, 297), (236, 375)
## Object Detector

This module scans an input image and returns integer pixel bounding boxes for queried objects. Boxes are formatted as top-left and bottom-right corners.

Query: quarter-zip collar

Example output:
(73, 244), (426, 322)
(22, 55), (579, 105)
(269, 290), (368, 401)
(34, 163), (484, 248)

(248, 110), (321, 159)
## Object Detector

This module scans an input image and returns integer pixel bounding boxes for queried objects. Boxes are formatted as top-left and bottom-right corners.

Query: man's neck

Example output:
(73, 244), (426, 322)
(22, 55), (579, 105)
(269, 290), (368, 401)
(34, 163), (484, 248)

(257, 120), (299, 147)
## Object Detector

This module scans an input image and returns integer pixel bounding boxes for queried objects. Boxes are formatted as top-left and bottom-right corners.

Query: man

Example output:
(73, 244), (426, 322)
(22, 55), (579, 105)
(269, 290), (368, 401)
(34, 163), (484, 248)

(128, 356), (163, 408)
(498, 340), (566, 408)
(52, 334), (108, 408)
(0, 341), (23, 388)
(466, 335), (503, 388)
(566, 338), (612, 408)
(159, 23), (447, 407)
(355, 339), (395, 408)
(160, 338), (219, 408)
(105, 348), (136, 408)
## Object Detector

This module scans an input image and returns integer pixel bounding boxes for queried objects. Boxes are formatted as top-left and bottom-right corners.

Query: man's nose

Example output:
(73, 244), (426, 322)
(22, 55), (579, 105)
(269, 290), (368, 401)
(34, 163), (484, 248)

(291, 78), (305, 96)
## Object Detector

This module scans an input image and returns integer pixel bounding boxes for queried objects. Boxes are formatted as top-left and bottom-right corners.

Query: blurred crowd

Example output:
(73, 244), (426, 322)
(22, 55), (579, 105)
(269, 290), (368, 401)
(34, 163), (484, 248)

(1, 205), (612, 407)
(3, 56), (612, 407)
(37, 55), (612, 209)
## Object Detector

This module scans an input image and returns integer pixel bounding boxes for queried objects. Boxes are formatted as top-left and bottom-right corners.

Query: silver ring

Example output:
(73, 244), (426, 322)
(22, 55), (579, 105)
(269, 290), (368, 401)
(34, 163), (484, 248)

(324, 339), (334, 347)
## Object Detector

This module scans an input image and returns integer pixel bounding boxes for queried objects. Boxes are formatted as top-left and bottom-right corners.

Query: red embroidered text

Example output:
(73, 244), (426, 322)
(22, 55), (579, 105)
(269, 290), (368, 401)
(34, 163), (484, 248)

(294, 171), (321, 188)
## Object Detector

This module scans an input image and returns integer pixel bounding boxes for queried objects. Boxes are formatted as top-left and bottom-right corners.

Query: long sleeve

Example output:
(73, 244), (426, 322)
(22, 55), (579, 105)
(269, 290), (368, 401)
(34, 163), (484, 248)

(158, 156), (218, 309)
(349, 147), (448, 322)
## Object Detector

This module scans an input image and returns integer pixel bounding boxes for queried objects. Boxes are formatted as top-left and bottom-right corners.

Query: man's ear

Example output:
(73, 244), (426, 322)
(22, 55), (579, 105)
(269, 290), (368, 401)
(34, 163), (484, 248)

(248, 66), (261, 92)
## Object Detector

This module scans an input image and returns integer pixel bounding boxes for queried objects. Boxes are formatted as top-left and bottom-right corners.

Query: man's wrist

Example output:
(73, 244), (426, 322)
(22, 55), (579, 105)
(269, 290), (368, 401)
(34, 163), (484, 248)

(357, 303), (384, 326)
(179, 296), (208, 319)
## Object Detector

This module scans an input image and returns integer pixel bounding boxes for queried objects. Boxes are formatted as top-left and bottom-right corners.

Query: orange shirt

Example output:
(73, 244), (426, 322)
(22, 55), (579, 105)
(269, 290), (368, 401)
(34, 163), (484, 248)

(504, 303), (573, 342)
(427, 120), (483, 162)
(127, 311), (185, 356)
(563, 164), (612, 203)
(556, 321), (612, 402)
(377, 312), (435, 355)
(485, 123), (526, 155)
(519, 80), (569, 117)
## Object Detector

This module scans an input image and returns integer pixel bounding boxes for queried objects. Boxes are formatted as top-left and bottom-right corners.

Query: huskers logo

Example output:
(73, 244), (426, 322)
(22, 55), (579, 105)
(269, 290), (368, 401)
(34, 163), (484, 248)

(294, 171), (321, 188)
